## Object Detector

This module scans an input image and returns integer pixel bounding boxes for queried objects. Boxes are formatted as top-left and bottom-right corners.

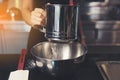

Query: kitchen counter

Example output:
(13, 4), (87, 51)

(1, 49), (120, 80)
(0, 54), (104, 80)
(0, 54), (19, 80)
(0, 21), (31, 32)
(0, 21), (30, 53)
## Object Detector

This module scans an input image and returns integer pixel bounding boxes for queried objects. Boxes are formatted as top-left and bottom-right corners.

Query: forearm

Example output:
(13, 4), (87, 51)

(21, 0), (46, 28)
(21, 0), (33, 26)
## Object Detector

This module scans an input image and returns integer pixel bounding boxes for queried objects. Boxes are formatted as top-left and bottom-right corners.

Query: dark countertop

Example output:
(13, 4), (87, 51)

(0, 54), (19, 80)
(0, 54), (104, 80)
(1, 53), (120, 80)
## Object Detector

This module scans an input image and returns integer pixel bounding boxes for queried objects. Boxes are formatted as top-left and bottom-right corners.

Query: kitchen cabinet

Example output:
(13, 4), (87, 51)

(0, 21), (31, 54)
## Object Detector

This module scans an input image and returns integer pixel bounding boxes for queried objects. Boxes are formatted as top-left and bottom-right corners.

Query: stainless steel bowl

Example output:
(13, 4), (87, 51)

(30, 42), (87, 76)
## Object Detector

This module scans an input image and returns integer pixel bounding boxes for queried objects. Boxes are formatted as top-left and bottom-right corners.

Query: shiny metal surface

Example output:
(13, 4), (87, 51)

(30, 42), (87, 76)
(45, 4), (79, 42)
(31, 42), (86, 60)
(97, 61), (120, 80)
(80, 5), (120, 21)
(79, 0), (120, 7)
(80, 7), (107, 21)
(82, 0), (109, 7)
(82, 21), (120, 45)
(82, 21), (120, 30)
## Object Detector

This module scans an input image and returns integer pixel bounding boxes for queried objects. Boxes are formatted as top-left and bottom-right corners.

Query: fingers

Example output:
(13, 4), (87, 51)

(31, 8), (46, 27)
(34, 8), (46, 17)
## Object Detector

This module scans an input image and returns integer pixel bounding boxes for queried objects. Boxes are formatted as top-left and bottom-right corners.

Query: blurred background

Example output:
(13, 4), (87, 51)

(0, 0), (30, 54)
(0, 0), (22, 20)
(1, 0), (120, 55)
(1, 1), (120, 80)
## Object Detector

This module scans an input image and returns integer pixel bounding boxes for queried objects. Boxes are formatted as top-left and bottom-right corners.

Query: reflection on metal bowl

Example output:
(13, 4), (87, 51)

(30, 42), (87, 77)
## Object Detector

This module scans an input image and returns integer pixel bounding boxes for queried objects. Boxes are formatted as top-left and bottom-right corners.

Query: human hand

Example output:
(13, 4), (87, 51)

(31, 8), (46, 29)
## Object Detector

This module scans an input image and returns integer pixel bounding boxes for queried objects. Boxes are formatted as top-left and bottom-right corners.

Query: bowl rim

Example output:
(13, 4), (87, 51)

(30, 42), (87, 61)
